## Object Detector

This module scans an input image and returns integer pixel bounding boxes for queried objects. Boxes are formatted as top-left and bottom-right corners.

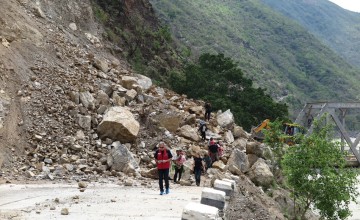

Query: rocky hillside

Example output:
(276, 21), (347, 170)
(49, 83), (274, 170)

(0, 0), (316, 219)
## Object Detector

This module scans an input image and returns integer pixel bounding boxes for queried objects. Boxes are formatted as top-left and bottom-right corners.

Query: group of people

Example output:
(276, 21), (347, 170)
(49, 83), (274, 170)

(154, 142), (189, 195)
(154, 140), (224, 194)
(154, 101), (220, 195)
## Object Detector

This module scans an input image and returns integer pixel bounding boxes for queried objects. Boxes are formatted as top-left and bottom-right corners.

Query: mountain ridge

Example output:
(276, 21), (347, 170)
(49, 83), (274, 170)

(261, 0), (360, 68)
(150, 0), (360, 115)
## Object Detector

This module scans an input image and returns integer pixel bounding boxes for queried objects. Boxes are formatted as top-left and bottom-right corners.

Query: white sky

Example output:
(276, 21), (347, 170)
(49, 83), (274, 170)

(328, 0), (360, 12)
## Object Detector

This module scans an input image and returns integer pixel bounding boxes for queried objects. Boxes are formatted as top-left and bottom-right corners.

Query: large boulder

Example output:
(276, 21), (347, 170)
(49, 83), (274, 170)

(246, 142), (265, 158)
(93, 57), (109, 73)
(121, 76), (137, 90)
(134, 74), (152, 92)
(107, 142), (139, 174)
(183, 114), (197, 126)
(232, 138), (247, 151)
(233, 125), (249, 139)
(216, 109), (234, 129)
(224, 130), (234, 143)
(97, 106), (139, 142)
(247, 158), (274, 188)
(178, 125), (200, 142)
(154, 111), (183, 132)
(189, 106), (203, 116)
(227, 149), (250, 174)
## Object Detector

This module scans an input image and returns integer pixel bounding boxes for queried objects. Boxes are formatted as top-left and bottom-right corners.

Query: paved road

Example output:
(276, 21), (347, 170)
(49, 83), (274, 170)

(0, 181), (204, 220)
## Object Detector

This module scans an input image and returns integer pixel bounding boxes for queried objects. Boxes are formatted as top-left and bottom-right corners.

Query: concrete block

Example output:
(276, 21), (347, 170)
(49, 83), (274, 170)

(181, 202), (220, 220)
(214, 179), (233, 196)
(200, 187), (226, 210)
(222, 178), (236, 190)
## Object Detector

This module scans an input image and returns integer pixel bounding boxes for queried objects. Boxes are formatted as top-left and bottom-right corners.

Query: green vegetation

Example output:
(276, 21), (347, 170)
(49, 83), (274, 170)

(262, 0), (360, 68)
(263, 120), (289, 170)
(150, 0), (360, 116)
(281, 118), (359, 219)
(91, 0), (182, 86)
(170, 53), (288, 130)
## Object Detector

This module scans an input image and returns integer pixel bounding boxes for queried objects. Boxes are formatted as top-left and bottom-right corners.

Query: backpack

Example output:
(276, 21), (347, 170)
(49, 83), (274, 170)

(209, 144), (218, 153)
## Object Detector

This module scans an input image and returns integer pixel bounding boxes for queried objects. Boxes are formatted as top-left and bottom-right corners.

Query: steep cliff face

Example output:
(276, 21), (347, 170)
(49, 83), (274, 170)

(91, 0), (182, 84)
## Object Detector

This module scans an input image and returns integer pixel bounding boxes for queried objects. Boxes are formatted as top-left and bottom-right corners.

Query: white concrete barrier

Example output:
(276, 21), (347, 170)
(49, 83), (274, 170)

(181, 202), (220, 220)
(200, 187), (226, 210)
(214, 179), (233, 196)
(222, 178), (236, 190)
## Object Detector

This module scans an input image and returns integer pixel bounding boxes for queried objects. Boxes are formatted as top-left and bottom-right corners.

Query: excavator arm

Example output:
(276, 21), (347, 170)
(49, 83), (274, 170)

(251, 119), (270, 141)
(253, 119), (270, 133)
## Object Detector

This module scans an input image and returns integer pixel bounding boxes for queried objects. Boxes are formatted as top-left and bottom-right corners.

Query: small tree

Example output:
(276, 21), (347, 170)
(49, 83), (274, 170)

(282, 118), (359, 219)
(264, 119), (287, 168)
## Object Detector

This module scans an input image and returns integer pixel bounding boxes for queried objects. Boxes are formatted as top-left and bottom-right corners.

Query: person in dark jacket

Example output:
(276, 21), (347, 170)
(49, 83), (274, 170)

(193, 152), (205, 186)
(205, 102), (212, 121)
(208, 137), (219, 164)
(154, 142), (173, 195)
(198, 121), (207, 141)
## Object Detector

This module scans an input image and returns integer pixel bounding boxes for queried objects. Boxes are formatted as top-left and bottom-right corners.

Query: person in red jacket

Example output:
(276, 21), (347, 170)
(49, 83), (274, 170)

(154, 142), (173, 195)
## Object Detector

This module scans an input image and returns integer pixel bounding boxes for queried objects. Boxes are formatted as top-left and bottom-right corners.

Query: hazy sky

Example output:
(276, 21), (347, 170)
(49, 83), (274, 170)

(328, 0), (360, 12)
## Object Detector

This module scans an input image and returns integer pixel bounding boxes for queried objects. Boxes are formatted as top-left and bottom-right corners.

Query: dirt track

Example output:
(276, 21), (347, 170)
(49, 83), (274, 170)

(0, 181), (204, 220)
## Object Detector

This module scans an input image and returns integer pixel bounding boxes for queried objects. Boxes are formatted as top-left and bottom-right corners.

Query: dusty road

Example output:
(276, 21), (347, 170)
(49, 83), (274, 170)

(0, 180), (204, 220)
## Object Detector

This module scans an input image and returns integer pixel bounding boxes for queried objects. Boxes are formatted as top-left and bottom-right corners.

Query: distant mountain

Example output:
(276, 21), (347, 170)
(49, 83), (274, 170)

(261, 0), (360, 68)
(150, 0), (360, 115)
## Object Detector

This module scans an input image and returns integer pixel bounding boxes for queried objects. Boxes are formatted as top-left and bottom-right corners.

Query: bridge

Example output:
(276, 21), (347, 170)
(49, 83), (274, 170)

(295, 102), (360, 164)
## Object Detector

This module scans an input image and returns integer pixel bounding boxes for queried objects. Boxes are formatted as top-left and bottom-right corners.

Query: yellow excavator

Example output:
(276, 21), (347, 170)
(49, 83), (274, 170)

(251, 119), (270, 141)
(251, 119), (304, 145)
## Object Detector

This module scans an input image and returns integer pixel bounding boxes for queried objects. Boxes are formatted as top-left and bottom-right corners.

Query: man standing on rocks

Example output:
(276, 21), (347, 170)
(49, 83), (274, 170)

(205, 102), (212, 121)
(154, 142), (173, 195)
(198, 120), (207, 141)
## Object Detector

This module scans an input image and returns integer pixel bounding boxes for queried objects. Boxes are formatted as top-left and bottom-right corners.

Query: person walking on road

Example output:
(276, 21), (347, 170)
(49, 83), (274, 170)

(173, 149), (186, 183)
(154, 142), (173, 195)
(193, 152), (205, 186)
(205, 102), (212, 121)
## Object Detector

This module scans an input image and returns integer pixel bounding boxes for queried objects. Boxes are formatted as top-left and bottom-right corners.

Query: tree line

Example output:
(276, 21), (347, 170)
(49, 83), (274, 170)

(169, 53), (288, 131)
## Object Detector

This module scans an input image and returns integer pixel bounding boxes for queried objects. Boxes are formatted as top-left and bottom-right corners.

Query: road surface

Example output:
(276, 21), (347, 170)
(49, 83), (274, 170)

(0, 180), (204, 220)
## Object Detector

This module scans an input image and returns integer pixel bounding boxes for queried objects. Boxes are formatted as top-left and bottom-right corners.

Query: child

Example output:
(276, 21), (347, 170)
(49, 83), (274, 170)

(193, 152), (205, 186)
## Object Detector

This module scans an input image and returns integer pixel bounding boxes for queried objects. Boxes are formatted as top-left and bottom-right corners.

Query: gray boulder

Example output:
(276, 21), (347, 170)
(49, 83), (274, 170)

(97, 106), (139, 142)
(107, 141), (139, 174)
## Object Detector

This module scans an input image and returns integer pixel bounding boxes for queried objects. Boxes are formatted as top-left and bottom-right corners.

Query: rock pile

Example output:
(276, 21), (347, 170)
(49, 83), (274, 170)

(0, 0), (302, 218)
(0, 1), (276, 191)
